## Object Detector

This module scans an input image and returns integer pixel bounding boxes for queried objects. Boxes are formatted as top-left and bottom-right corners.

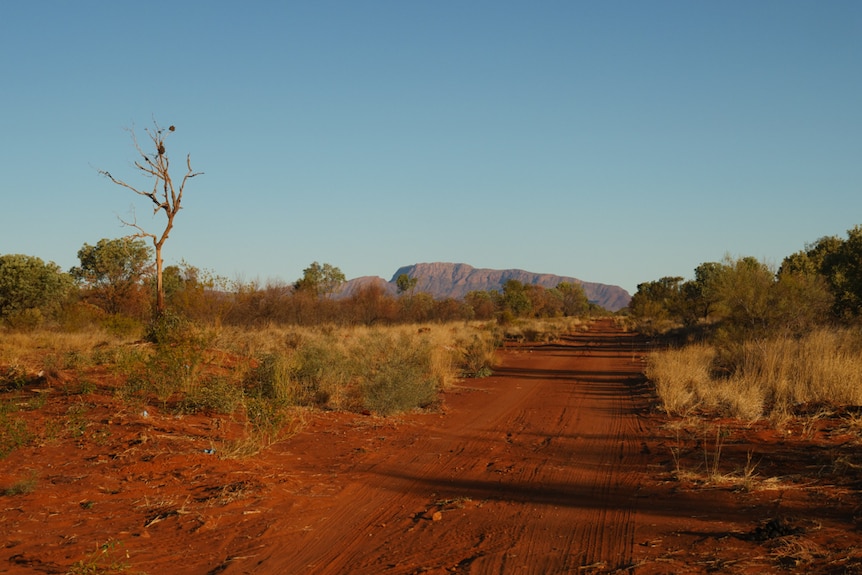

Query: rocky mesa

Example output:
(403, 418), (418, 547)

(340, 263), (631, 312)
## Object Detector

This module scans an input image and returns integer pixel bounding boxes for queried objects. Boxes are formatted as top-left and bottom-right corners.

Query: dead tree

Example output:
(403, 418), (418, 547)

(99, 122), (202, 316)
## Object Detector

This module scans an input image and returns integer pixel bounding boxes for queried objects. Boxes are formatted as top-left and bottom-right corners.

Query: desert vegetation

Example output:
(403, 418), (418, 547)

(1, 238), (599, 453)
(0, 315), (509, 458)
(0, 207), (599, 462)
(633, 225), (862, 423)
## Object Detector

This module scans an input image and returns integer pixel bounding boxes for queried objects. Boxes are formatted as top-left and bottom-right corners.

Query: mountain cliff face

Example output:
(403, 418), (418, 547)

(339, 263), (631, 312)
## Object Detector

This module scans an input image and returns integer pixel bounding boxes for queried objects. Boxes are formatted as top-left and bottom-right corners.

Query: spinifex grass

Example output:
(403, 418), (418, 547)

(647, 327), (862, 421)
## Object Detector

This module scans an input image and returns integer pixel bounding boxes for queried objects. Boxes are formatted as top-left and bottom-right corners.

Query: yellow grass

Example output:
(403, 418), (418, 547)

(644, 344), (712, 416)
(502, 317), (590, 343)
(647, 327), (862, 421)
(0, 327), (138, 380)
(211, 321), (500, 394)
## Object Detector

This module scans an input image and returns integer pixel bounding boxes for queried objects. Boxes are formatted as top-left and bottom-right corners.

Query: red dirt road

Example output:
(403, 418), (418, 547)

(214, 320), (654, 574)
(5, 319), (862, 574)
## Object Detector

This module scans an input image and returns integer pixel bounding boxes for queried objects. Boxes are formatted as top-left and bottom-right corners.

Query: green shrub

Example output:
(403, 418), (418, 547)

(116, 375), (148, 406)
(119, 339), (203, 405)
(245, 353), (299, 404)
(179, 376), (244, 415)
(244, 396), (287, 434)
(292, 340), (351, 406)
(145, 310), (193, 345)
(101, 314), (142, 338)
(356, 333), (438, 415)
(459, 334), (498, 378)
(146, 311), (213, 349)
(107, 344), (149, 374)
(123, 355), (179, 405)
(119, 315), (211, 405)
(221, 397), (304, 458)
(4, 308), (46, 331)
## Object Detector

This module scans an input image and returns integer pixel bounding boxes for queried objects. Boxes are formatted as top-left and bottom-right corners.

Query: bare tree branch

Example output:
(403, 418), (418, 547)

(99, 121), (203, 315)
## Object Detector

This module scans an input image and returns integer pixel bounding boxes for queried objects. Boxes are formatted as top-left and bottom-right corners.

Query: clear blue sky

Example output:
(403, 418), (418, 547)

(2, 2), (860, 295)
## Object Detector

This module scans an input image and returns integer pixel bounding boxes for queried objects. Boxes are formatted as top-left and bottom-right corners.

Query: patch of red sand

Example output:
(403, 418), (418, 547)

(3, 319), (862, 574)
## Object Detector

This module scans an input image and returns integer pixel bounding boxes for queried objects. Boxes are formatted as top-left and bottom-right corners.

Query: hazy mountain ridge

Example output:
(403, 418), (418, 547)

(339, 263), (631, 312)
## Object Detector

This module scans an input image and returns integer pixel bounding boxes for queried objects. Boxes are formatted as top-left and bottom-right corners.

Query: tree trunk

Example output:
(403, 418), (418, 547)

(155, 244), (165, 315)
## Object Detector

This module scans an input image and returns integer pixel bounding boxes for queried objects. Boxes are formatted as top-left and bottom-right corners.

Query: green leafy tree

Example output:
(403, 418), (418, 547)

(680, 262), (726, 324)
(501, 279), (532, 318)
(99, 121), (203, 316)
(779, 229), (862, 320)
(629, 276), (684, 321)
(291, 262), (346, 325)
(465, 290), (496, 320)
(711, 255), (833, 373)
(0, 254), (74, 326)
(396, 273), (419, 295)
(770, 267), (832, 335)
(526, 285), (564, 318)
(71, 238), (153, 316)
(823, 226), (862, 319)
(162, 261), (230, 321)
(780, 235), (843, 277)
(553, 282), (589, 317)
(716, 257), (774, 335)
(294, 262), (346, 298)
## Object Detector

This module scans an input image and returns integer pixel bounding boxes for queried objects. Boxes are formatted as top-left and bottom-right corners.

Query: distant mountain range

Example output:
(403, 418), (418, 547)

(338, 263), (631, 312)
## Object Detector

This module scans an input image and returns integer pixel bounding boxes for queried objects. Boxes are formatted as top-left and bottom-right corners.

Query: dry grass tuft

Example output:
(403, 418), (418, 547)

(220, 406), (306, 459)
(647, 327), (862, 421)
(769, 535), (827, 570)
(645, 345), (712, 416)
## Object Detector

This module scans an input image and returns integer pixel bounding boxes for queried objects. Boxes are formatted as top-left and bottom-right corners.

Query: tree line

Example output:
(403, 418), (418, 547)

(0, 239), (595, 331)
(628, 225), (862, 341)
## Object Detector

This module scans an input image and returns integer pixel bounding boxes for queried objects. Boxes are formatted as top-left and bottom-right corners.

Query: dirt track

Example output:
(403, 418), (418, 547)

(212, 320), (654, 574)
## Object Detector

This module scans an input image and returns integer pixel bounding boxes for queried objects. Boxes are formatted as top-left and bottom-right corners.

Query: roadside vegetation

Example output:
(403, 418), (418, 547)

(629, 225), (862, 527)
(0, 318), (502, 458)
(0, 241), (601, 461)
(631, 225), (862, 424)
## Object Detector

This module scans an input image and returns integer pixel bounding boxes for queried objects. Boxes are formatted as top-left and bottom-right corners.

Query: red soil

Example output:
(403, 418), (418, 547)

(3, 320), (862, 574)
